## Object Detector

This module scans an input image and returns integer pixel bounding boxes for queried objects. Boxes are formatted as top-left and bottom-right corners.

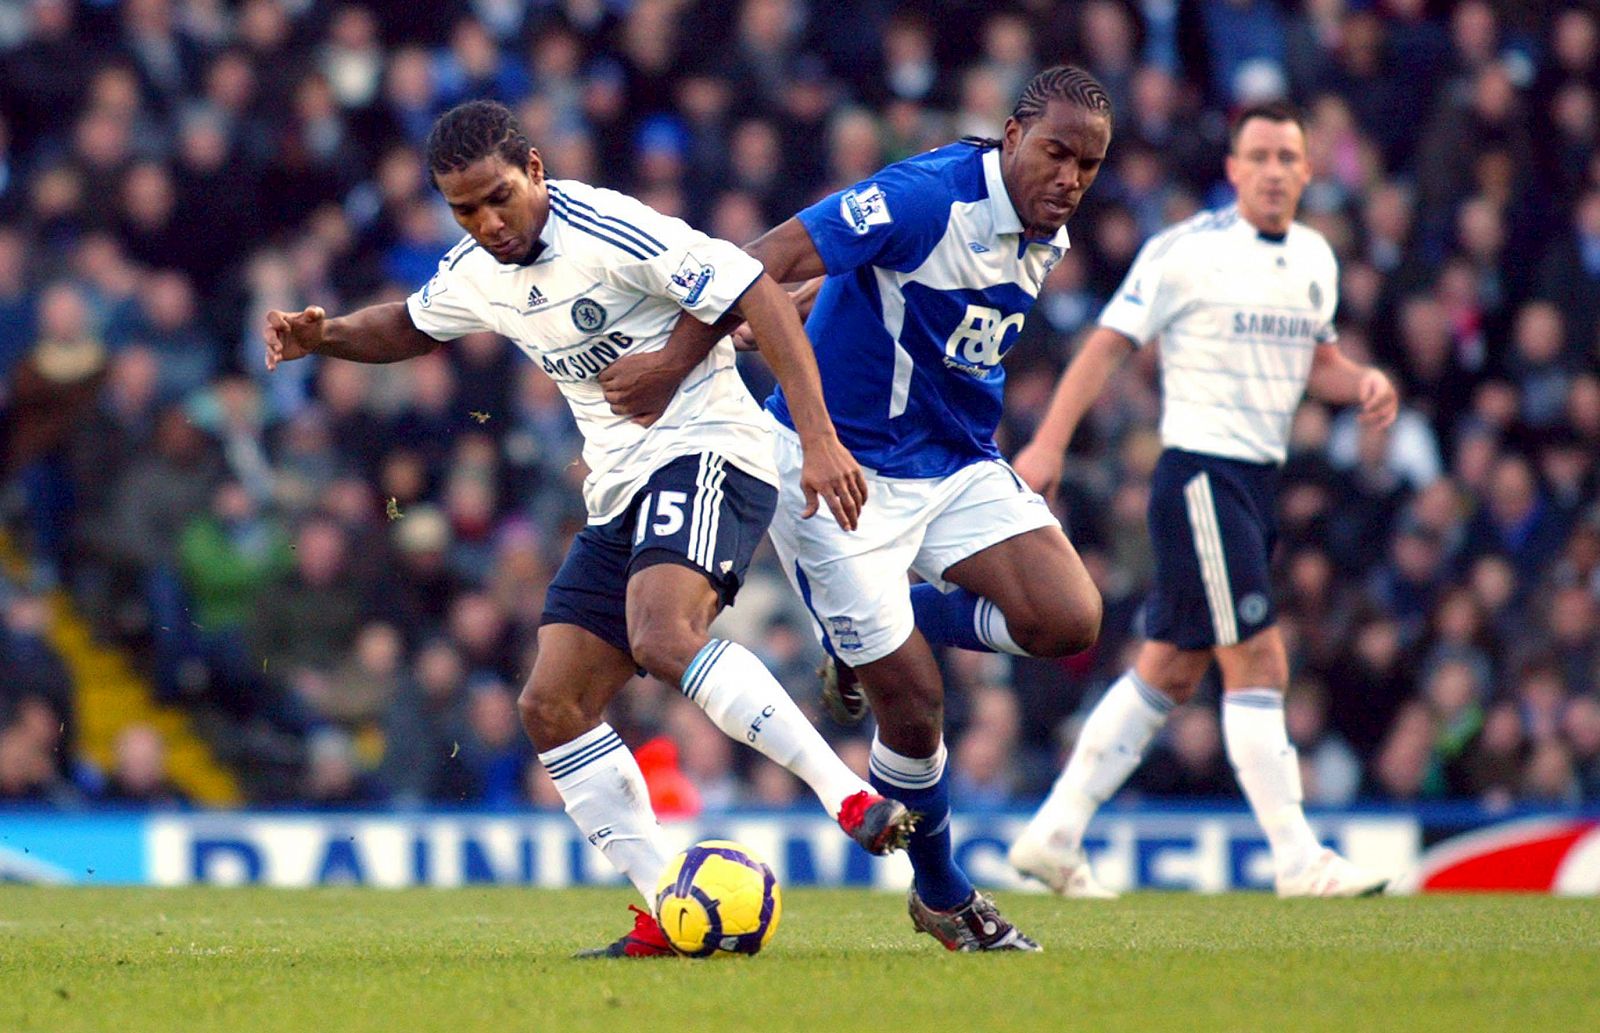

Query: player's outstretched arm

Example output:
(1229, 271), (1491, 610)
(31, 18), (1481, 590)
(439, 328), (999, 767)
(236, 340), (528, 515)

(1012, 326), (1135, 494)
(264, 302), (440, 370)
(744, 218), (827, 286)
(1307, 343), (1398, 428)
(732, 274), (867, 532)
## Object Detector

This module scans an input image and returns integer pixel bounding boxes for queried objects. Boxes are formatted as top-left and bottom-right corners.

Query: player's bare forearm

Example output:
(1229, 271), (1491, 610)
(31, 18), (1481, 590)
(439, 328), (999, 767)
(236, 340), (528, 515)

(789, 277), (824, 320)
(744, 218), (827, 285)
(1308, 343), (1398, 427)
(1306, 343), (1367, 406)
(317, 303), (440, 363)
(1031, 327), (1134, 453)
(597, 309), (740, 422)
(734, 274), (866, 529)
(733, 275), (834, 440)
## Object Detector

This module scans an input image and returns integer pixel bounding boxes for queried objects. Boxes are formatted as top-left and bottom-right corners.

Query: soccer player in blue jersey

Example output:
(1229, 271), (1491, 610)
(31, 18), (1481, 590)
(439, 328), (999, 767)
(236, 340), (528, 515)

(603, 67), (1112, 950)
(1006, 102), (1397, 899)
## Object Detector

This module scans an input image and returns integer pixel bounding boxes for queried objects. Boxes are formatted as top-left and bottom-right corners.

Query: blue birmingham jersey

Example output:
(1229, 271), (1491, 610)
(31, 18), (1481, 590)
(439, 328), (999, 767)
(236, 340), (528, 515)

(767, 143), (1069, 478)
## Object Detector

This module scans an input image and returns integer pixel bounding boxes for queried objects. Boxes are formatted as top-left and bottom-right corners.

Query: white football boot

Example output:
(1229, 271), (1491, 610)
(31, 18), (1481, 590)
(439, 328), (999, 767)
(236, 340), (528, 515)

(1008, 832), (1119, 899)
(1275, 848), (1389, 898)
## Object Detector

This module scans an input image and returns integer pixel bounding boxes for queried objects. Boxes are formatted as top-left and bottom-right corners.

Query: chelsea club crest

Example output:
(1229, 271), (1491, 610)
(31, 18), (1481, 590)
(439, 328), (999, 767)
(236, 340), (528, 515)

(571, 297), (607, 332)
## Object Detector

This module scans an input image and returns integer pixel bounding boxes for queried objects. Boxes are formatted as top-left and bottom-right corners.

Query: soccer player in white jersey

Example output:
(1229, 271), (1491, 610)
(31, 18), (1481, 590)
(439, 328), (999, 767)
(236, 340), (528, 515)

(262, 101), (914, 956)
(1006, 101), (1399, 899)
(601, 67), (1112, 951)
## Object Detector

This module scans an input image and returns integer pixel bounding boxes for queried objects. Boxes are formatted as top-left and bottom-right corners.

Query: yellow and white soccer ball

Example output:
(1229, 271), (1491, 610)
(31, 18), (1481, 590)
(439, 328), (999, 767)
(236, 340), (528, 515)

(654, 839), (782, 957)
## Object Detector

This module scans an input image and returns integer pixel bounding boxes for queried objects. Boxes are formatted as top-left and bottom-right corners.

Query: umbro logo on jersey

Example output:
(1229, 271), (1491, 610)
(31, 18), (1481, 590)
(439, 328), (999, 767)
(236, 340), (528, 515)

(968, 241), (991, 254)
(527, 285), (548, 309)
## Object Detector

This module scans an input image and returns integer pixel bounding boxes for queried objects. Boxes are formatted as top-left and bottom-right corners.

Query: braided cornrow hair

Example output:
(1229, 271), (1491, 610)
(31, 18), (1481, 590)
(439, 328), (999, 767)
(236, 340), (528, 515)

(426, 100), (532, 178)
(960, 64), (1114, 150)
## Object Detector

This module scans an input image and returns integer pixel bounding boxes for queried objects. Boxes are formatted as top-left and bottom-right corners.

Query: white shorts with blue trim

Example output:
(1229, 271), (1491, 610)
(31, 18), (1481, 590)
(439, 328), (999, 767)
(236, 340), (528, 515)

(766, 422), (1059, 666)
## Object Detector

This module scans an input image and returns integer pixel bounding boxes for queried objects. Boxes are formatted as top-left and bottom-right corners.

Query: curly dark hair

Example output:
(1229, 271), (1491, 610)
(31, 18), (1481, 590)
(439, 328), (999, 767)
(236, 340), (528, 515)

(425, 100), (532, 178)
(962, 65), (1113, 149)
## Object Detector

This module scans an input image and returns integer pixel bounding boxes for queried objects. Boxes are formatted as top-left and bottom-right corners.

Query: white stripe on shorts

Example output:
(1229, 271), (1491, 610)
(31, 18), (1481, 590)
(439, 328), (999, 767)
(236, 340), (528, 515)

(698, 456), (727, 568)
(686, 453), (709, 563)
(687, 454), (726, 569)
(1183, 471), (1238, 646)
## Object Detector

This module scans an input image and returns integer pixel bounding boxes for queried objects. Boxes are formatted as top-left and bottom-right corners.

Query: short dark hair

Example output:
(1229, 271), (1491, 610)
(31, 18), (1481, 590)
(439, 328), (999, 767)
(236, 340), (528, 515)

(961, 64), (1112, 149)
(425, 100), (531, 178)
(1229, 101), (1305, 152)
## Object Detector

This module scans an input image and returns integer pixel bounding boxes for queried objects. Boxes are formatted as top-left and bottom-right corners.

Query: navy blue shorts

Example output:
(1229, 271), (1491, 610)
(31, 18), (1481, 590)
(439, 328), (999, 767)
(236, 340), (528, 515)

(540, 453), (778, 656)
(1144, 448), (1280, 650)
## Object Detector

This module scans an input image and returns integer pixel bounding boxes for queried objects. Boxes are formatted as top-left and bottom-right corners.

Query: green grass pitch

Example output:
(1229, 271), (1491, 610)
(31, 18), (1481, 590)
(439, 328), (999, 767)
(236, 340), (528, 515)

(2, 887), (1596, 1032)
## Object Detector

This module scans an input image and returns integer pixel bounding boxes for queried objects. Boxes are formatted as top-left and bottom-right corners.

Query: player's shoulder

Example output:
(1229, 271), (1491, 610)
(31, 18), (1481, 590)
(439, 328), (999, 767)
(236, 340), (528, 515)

(1141, 205), (1242, 264)
(547, 179), (675, 263)
(1287, 219), (1339, 267)
(433, 233), (497, 283)
(881, 142), (988, 201)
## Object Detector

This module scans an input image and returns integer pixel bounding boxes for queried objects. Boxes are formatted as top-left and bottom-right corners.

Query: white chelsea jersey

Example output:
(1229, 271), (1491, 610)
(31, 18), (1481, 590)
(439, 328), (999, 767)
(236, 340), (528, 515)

(406, 179), (774, 523)
(1098, 205), (1339, 465)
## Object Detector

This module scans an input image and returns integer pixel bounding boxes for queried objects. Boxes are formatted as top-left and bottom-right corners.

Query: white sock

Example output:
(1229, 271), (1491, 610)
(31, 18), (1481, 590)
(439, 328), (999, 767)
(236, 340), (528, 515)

(682, 639), (869, 817)
(539, 723), (669, 902)
(1024, 670), (1173, 851)
(974, 596), (1032, 657)
(1223, 689), (1324, 877)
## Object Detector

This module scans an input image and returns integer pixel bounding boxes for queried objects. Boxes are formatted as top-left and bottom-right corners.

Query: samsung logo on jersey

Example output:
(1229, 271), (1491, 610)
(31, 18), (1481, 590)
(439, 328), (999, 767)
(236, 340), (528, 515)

(1232, 311), (1319, 340)
(539, 331), (635, 383)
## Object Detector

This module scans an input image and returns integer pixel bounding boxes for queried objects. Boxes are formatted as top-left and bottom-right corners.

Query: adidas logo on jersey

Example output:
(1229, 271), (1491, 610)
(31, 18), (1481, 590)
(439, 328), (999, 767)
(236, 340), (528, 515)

(527, 285), (548, 309)
(968, 241), (991, 254)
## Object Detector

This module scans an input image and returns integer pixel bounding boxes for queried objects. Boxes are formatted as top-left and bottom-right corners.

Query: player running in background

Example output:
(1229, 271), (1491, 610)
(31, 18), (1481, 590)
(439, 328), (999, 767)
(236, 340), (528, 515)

(603, 66), (1112, 951)
(263, 100), (912, 957)
(1006, 101), (1397, 899)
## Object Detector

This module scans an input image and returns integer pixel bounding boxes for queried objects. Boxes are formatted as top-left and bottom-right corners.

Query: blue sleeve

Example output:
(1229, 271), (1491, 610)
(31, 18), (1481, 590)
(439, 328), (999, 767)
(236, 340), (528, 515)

(796, 159), (952, 276)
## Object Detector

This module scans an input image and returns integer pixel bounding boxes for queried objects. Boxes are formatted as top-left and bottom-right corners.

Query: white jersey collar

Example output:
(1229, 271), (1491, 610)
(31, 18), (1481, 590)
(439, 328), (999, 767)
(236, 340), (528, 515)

(982, 146), (1071, 249)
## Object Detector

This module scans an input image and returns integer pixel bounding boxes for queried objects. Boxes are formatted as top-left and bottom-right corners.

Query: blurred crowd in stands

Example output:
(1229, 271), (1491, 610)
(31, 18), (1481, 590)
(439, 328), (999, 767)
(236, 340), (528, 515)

(2, 0), (1600, 813)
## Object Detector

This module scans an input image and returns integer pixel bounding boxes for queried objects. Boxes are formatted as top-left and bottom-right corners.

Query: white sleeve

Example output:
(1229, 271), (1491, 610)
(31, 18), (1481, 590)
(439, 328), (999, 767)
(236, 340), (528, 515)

(580, 193), (765, 322)
(1314, 248), (1340, 344)
(1096, 234), (1181, 347)
(405, 243), (494, 342)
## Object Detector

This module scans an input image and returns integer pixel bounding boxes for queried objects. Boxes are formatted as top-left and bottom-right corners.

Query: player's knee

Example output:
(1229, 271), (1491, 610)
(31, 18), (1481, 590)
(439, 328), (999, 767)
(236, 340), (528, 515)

(627, 620), (699, 685)
(1010, 592), (1102, 657)
(518, 682), (583, 751)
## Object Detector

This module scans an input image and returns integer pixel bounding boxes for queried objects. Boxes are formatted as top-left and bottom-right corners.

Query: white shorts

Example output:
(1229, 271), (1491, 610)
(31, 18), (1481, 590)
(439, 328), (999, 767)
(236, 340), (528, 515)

(767, 423), (1059, 665)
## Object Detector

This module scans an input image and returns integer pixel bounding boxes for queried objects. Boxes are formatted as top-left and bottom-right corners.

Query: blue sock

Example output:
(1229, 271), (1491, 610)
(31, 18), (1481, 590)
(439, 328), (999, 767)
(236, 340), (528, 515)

(911, 584), (1034, 655)
(910, 584), (990, 652)
(869, 735), (972, 910)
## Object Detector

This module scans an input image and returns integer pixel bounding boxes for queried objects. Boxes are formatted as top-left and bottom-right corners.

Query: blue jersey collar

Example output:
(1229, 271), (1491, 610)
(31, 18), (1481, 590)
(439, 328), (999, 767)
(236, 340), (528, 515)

(982, 146), (1071, 250)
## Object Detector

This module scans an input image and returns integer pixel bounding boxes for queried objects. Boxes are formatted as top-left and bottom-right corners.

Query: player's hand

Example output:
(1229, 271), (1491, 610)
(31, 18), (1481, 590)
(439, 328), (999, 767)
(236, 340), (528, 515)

(264, 306), (327, 371)
(1011, 438), (1065, 496)
(598, 351), (687, 427)
(799, 433), (868, 531)
(730, 322), (759, 352)
(1357, 368), (1399, 429)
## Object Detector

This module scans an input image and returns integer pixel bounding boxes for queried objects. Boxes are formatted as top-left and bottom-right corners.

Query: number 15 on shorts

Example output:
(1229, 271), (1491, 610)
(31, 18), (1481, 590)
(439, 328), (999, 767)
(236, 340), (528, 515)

(634, 491), (688, 546)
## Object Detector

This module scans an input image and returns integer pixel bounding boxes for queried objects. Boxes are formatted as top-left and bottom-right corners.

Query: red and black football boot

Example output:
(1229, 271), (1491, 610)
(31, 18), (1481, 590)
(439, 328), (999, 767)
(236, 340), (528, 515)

(836, 790), (917, 855)
(573, 904), (676, 958)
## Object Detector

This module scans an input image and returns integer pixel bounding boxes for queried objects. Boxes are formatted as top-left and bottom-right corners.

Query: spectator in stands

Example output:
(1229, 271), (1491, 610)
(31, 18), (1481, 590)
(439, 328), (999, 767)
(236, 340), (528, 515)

(101, 723), (189, 809)
(378, 638), (474, 806)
